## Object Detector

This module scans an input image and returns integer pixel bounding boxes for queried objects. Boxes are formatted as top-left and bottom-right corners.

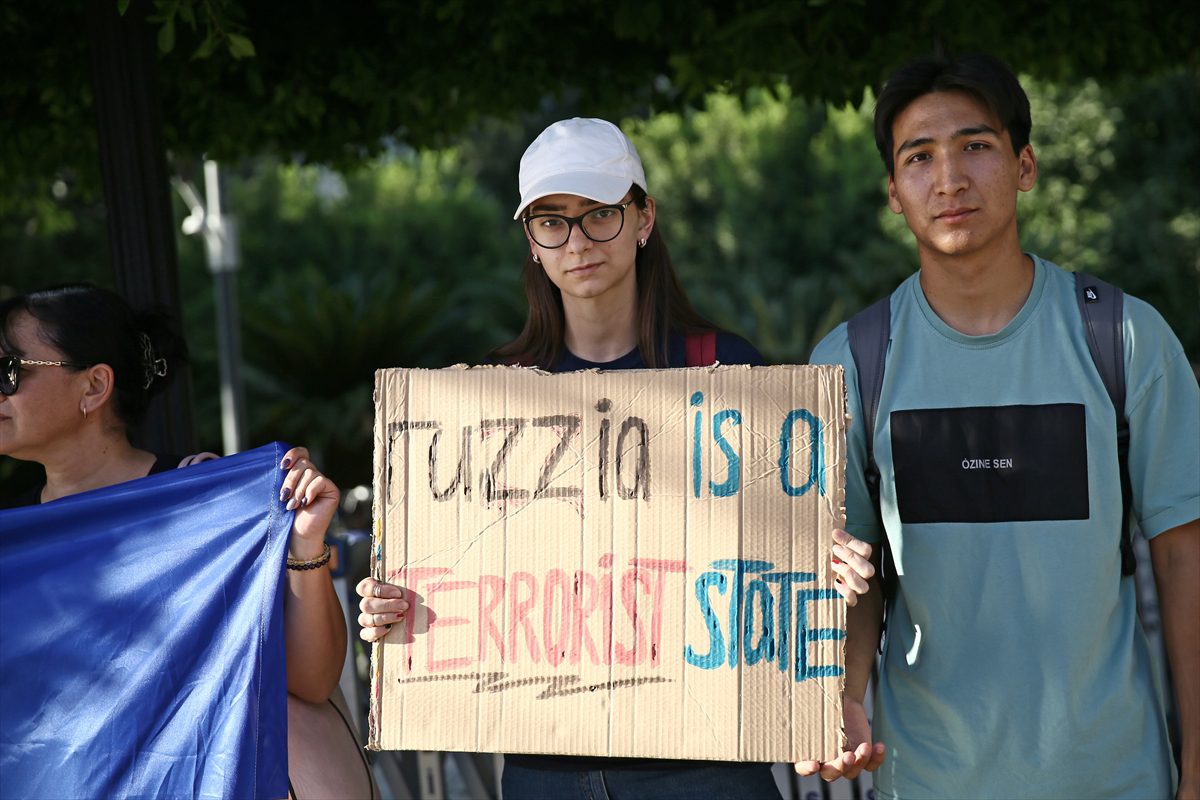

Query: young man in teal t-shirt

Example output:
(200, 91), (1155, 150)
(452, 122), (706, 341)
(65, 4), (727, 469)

(805, 53), (1199, 798)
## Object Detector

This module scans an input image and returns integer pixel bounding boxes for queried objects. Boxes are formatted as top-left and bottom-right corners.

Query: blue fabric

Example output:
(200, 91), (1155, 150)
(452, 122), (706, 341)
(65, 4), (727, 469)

(0, 443), (292, 800)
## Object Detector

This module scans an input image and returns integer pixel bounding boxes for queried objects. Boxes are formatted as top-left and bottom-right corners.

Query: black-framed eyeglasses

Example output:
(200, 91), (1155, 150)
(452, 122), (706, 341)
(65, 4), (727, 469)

(522, 201), (633, 249)
(0, 355), (88, 396)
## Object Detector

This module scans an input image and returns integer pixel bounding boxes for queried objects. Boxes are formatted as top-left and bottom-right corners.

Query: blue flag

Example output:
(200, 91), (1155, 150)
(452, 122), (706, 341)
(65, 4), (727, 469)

(0, 443), (292, 800)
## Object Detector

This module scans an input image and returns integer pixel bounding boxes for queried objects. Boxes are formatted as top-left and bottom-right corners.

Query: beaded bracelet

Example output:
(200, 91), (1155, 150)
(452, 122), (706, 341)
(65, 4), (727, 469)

(287, 543), (331, 571)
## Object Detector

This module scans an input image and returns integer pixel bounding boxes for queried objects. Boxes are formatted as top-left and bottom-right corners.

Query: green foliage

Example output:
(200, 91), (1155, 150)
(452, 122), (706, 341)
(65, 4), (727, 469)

(1019, 71), (1200, 356)
(1094, 72), (1200, 354)
(1019, 77), (1119, 272)
(174, 152), (526, 485)
(0, 191), (112, 293)
(145, 0), (253, 58)
(630, 89), (912, 361)
(4, 0), (1199, 207)
(4, 71), (1197, 495)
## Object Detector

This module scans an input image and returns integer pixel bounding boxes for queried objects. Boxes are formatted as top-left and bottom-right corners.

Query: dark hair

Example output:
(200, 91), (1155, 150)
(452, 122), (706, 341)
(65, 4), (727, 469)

(491, 184), (715, 369)
(0, 284), (187, 428)
(874, 52), (1032, 176)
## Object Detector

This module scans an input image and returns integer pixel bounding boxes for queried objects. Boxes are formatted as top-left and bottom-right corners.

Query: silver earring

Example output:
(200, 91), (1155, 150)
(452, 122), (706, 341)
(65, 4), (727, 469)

(532, 252), (540, 264)
(638, 238), (647, 248)
(81, 405), (88, 420)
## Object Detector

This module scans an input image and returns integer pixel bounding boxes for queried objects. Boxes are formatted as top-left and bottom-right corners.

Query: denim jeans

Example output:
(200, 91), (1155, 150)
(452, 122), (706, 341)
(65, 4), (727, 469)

(500, 761), (782, 800)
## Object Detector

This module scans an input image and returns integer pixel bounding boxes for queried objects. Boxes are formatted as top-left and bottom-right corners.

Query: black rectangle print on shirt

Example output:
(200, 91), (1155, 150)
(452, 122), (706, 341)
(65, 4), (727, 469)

(890, 404), (1088, 523)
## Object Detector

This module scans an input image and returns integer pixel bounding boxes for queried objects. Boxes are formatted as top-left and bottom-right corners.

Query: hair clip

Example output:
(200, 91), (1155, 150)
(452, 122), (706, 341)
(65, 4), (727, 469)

(140, 332), (168, 389)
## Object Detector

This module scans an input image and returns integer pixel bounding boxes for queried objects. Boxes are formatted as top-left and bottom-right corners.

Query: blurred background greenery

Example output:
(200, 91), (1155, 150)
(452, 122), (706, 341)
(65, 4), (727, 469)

(3, 71), (1198, 492)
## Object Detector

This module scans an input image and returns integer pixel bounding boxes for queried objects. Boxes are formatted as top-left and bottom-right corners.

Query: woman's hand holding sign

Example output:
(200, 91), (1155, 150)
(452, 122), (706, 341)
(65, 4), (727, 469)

(357, 577), (410, 641)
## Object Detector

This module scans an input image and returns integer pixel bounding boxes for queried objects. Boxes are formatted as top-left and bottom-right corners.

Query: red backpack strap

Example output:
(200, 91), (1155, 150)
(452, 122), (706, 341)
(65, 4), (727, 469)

(684, 331), (718, 366)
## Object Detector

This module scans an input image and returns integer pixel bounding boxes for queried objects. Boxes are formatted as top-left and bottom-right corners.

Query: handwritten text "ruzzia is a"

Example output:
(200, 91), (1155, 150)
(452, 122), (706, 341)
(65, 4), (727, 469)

(384, 393), (827, 505)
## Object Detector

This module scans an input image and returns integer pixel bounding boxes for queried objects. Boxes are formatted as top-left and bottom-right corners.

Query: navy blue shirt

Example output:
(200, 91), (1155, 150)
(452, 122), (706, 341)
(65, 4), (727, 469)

(550, 331), (765, 372)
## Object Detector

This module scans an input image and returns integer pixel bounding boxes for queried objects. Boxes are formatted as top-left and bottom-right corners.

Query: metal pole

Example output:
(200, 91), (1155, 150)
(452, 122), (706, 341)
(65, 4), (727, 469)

(212, 268), (247, 454)
(202, 161), (247, 454)
(173, 161), (247, 455)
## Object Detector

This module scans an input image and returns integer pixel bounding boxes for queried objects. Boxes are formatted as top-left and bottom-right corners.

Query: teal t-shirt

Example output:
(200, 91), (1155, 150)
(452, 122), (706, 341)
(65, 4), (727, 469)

(811, 255), (1199, 799)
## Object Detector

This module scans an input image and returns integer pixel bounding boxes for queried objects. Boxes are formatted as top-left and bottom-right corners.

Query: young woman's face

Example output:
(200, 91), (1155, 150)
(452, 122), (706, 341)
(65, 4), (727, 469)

(524, 193), (655, 306)
(0, 312), (90, 461)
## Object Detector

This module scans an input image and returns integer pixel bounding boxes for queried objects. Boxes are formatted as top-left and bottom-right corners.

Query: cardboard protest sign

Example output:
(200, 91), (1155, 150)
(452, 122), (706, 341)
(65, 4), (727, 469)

(368, 364), (846, 763)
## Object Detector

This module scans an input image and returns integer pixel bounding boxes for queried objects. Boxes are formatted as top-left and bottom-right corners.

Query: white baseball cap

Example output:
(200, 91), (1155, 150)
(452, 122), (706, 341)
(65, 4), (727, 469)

(513, 118), (647, 219)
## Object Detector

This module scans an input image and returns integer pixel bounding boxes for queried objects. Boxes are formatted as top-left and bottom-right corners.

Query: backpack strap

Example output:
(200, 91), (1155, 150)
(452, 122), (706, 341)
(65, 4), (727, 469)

(848, 296), (891, 493)
(685, 331), (718, 367)
(1074, 272), (1135, 576)
(846, 296), (899, 629)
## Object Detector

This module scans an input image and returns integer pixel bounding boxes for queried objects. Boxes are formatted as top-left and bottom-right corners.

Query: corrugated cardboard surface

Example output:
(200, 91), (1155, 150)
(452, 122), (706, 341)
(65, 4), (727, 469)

(369, 364), (846, 763)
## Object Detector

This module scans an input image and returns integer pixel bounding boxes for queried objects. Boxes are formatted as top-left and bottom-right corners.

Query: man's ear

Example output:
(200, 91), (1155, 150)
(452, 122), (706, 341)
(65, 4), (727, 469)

(1017, 144), (1038, 192)
(887, 175), (904, 214)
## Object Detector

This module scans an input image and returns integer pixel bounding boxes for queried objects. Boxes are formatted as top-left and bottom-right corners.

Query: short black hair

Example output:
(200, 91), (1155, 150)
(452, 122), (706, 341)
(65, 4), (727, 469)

(874, 52), (1032, 176)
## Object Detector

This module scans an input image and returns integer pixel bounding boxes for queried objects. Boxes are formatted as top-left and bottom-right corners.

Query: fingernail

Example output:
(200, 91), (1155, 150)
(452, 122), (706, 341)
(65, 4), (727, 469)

(300, 496), (308, 507)
(285, 498), (298, 511)
(280, 487), (292, 501)
(281, 458), (292, 469)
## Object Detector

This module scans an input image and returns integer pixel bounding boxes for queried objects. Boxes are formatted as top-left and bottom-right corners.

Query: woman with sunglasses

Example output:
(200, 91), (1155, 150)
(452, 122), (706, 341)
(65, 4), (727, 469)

(354, 118), (881, 798)
(0, 284), (369, 796)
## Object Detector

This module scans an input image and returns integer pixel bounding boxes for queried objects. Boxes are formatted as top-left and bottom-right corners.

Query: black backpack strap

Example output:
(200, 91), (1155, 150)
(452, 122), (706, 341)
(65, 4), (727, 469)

(1074, 272), (1134, 576)
(846, 296), (898, 634)
(847, 296), (890, 505)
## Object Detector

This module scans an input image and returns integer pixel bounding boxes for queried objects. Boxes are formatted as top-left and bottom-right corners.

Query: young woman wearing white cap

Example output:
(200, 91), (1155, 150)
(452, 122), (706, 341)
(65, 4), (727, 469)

(356, 117), (881, 798)
(489, 116), (764, 371)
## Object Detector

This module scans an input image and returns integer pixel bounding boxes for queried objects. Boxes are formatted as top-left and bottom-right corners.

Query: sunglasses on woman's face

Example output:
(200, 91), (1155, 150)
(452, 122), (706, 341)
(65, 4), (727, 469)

(0, 355), (87, 396)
